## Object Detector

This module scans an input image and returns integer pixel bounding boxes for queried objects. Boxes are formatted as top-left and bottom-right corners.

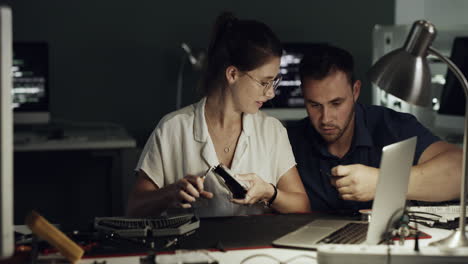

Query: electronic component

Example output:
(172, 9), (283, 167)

(94, 213), (199, 238)
(213, 164), (248, 199)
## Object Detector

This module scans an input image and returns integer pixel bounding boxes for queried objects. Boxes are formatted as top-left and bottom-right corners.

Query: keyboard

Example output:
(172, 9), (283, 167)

(94, 213), (199, 238)
(319, 223), (369, 244)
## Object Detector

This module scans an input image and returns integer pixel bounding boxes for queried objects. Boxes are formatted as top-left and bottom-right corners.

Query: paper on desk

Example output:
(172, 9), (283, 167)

(156, 250), (217, 264)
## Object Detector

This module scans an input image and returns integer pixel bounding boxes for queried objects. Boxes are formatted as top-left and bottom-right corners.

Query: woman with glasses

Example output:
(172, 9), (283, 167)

(127, 12), (310, 217)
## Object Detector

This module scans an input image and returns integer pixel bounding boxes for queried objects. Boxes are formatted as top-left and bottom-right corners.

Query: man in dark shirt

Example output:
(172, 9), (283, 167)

(288, 44), (462, 213)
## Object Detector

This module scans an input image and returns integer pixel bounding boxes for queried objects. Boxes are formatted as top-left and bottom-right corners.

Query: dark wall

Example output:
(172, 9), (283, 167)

(3, 0), (394, 145)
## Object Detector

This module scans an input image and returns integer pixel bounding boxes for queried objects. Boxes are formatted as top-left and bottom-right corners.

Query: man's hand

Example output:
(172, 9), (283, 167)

(330, 164), (379, 202)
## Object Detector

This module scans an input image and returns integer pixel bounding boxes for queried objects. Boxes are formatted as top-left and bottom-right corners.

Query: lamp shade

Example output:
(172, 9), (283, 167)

(368, 20), (437, 107)
(368, 48), (432, 107)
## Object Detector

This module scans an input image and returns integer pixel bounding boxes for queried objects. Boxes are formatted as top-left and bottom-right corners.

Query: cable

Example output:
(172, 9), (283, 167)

(240, 253), (316, 264)
(407, 211), (442, 219)
(386, 244), (392, 264)
(383, 206), (407, 264)
(240, 253), (278, 264)
(30, 235), (39, 264)
(414, 220), (420, 252)
(408, 211), (443, 227)
(383, 207), (407, 244)
(407, 213), (440, 228)
(409, 219), (435, 228)
(284, 254), (316, 263)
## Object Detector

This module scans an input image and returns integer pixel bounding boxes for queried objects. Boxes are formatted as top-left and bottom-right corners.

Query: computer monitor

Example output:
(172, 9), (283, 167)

(261, 43), (315, 120)
(12, 42), (50, 124)
(0, 5), (14, 259)
(438, 37), (468, 117)
(269, 43), (308, 108)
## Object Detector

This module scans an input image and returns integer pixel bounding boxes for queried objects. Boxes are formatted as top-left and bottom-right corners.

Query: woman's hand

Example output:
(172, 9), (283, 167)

(230, 173), (274, 205)
(168, 174), (213, 208)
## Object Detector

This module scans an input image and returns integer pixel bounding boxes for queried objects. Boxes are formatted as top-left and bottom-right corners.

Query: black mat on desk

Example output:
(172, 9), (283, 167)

(177, 213), (327, 250)
(71, 212), (358, 257)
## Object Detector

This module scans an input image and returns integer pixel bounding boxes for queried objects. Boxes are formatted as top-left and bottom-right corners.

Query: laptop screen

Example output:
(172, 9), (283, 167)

(366, 136), (417, 244)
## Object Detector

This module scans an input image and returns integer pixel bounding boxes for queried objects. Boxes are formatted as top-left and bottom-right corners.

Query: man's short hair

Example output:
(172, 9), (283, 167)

(299, 43), (355, 85)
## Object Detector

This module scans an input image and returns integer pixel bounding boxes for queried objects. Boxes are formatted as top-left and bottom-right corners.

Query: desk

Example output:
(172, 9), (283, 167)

(13, 126), (138, 227)
(158, 224), (460, 264)
(14, 124), (137, 152)
(14, 136), (136, 152)
(6, 213), (468, 264)
(84, 213), (466, 264)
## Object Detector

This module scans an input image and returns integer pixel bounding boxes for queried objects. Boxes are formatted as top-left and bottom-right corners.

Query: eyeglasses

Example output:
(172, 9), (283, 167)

(244, 72), (282, 94)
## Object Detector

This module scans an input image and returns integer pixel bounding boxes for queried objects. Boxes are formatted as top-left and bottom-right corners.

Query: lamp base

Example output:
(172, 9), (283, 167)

(429, 230), (468, 248)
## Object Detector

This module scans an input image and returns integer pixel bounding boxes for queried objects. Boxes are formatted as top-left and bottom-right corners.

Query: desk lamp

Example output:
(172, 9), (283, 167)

(176, 43), (205, 109)
(368, 20), (468, 248)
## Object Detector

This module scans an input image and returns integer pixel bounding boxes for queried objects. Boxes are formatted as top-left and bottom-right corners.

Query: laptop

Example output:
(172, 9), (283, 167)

(272, 136), (417, 249)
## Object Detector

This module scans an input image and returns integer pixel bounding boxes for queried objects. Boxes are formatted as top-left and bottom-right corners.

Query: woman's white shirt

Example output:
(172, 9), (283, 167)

(136, 97), (296, 217)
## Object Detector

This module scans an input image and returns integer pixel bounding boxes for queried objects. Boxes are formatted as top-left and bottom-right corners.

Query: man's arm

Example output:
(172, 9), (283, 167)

(408, 141), (462, 201)
(331, 141), (462, 202)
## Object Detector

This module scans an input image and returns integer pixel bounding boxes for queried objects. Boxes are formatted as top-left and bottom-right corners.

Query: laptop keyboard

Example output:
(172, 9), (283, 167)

(318, 223), (369, 244)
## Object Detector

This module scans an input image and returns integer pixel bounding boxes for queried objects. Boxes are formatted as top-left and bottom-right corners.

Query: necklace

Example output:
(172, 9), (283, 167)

(223, 134), (238, 153)
(206, 117), (240, 154)
(204, 102), (242, 155)
(212, 126), (239, 153)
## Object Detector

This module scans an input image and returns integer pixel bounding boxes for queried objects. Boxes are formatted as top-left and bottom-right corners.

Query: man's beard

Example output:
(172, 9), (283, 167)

(320, 104), (355, 144)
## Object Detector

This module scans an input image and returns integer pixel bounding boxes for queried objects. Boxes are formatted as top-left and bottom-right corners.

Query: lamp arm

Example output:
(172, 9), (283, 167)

(176, 53), (187, 110)
(428, 46), (468, 234)
(428, 47), (468, 97)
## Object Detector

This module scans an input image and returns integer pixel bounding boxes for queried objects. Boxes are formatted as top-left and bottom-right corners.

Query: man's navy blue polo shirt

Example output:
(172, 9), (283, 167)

(287, 103), (440, 213)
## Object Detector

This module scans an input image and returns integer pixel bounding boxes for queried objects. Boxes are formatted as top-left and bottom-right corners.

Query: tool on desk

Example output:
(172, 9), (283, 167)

(389, 213), (430, 245)
(201, 166), (214, 180)
(406, 205), (468, 230)
(25, 210), (84, 264)
(412, 215), (468, 230)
